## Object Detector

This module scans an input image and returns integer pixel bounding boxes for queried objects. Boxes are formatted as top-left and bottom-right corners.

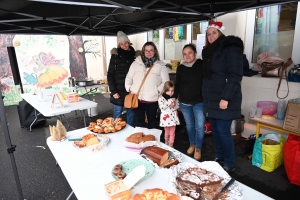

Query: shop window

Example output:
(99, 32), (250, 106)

(192, 21), (208, 58)
(147, 30), (160, 52)
(164, 25), (187, 60)
(252, 2), (298, 62)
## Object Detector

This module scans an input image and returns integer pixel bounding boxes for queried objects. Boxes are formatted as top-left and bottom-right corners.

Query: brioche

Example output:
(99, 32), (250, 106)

(87, 117), (126, 133)
(131, 188), (180, 200)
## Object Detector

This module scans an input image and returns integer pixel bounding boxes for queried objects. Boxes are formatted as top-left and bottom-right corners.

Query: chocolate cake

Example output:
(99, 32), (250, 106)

(176, 167), (224, 200)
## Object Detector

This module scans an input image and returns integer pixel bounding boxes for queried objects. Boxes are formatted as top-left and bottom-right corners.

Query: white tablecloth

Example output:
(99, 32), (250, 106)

(46, 126), (274, 200)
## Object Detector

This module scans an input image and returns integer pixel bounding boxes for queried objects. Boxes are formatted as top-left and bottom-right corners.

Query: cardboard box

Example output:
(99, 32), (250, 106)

(104, 165), (145, 200)
(283, 98), (300, 133)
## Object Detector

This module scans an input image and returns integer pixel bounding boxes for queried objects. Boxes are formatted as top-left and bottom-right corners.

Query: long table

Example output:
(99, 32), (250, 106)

(21, 90), (98, 131)
(46, 126), (274, 200)
(249, 117), (299, 138)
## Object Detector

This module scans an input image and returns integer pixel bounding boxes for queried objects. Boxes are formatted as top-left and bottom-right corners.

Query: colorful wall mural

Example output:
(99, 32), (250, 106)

(0, 34), (105, 106)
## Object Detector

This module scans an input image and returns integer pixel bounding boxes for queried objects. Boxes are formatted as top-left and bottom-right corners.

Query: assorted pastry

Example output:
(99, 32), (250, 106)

(131, 188), (181, 200)
(141, 146), (179, 168)
(125, 132), (156, 144)
(112, 164), (127, 179)
(87, 117), (126, 133)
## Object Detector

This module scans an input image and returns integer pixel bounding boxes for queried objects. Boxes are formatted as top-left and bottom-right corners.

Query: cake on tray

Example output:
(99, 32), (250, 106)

(176, 167), (226, 200)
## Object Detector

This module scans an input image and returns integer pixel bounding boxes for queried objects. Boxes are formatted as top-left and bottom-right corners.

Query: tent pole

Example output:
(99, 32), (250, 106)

(0, 89), (24, 200)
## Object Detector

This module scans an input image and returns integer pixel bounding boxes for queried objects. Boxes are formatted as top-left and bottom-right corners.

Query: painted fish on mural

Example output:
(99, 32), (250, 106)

(30, 52), (68, 88)
(23, 72), (38, 85)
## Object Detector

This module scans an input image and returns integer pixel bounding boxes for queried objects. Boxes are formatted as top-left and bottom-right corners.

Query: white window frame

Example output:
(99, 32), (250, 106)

(244, 2), (300, 66)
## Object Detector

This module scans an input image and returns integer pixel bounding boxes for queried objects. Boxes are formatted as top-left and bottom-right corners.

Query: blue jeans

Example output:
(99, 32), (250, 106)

(209, 118), (235, 167)
(179, 102), (205, 149)
(113, 105), (135, 127)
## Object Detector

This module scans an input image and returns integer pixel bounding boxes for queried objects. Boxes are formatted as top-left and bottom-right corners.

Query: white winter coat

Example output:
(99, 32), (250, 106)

(125, 56), (169, 102)
(158, 96), (180, 127)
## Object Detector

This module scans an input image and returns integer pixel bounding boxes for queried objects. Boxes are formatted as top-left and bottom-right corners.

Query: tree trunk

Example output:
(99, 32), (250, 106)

(0, 34), (15, 91)
(0, 34), (15, 78)
(68, 36), (87, 80)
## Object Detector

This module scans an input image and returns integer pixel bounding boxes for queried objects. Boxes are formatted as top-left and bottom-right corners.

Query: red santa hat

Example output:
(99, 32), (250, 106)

(207, 21), (225, 33)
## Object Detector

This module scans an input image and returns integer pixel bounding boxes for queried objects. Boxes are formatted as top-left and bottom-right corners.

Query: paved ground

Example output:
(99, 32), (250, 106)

(1, 93), (300, 200)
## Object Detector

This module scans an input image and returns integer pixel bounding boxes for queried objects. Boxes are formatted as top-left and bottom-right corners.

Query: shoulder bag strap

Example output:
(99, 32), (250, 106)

(136, 65), (154, 95)
(277, 58), (293, 99)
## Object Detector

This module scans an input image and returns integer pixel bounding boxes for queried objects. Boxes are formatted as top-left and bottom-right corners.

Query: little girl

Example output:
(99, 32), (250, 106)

(158, 81), (180, 147)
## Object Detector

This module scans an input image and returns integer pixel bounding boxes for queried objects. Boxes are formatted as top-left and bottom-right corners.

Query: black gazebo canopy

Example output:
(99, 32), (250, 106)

(0, 0), (295, 35)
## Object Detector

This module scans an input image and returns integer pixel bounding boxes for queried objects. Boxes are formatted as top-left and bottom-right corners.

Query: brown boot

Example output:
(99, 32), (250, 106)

(194, 148), (201, 160)
(187, 145), (195, 155)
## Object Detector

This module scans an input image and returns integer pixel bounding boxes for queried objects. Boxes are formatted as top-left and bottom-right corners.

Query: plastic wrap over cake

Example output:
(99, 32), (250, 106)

(167, 161), (243, 200)
(123, 127), (162, 149)
(140, 145), (183, 169)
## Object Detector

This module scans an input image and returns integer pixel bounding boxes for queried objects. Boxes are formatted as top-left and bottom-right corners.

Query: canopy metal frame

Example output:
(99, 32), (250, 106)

(0, 0), (294, 35)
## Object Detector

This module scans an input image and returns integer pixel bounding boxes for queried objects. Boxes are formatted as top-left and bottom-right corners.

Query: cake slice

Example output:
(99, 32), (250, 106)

(82, 134), (99, 146)
(74, 134), (99, 148)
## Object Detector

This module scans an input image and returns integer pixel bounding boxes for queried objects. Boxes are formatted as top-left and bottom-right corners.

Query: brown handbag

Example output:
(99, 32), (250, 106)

(276, 58), (294, 99)
(124, 66), (153, 108)
(261, 62), (284, 77)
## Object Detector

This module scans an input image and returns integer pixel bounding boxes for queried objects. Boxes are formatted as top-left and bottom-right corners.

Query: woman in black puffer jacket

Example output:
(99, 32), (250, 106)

(107, 31), (139, 126)
(202, 21), (243, 173)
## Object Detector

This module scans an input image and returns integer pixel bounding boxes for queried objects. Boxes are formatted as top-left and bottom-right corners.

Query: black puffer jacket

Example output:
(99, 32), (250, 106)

(173, 59), (203, 105)
(202, 36), (244, 120)
(107, 46), (137, 106)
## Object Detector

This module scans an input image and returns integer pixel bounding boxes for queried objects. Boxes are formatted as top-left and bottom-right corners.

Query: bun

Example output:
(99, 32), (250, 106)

(262, 115), (276, 120)
(141, 146), (169, 166)
(132, 188), (180, 200)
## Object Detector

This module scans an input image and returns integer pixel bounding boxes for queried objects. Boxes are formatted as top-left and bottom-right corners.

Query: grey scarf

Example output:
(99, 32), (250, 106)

(142, 56), (157, 68)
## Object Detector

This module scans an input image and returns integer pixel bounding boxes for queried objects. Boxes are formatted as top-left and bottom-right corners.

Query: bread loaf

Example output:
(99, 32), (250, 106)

(141, 146), (169, 166)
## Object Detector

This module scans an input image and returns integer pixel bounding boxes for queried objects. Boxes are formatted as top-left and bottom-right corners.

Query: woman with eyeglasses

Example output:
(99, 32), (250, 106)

(125, 41), (169, 128)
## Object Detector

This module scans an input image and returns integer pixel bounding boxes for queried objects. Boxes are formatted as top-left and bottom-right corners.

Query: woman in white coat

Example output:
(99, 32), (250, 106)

(125, 41), (169, 128)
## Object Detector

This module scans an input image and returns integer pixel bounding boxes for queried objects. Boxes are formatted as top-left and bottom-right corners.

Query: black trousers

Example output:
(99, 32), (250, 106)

(134, 101), (158, 129)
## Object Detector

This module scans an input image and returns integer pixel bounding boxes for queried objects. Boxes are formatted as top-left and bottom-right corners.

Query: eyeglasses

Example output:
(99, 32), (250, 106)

(144, 49), (154, 53)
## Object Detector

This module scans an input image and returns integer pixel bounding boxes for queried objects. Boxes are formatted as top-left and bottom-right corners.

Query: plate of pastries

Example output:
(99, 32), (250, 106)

(87, 117), (126, 133)
(111, 159), (154, 184)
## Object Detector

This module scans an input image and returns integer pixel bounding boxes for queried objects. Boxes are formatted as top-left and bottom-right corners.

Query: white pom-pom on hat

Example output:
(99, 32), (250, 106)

(117, 31), (131, 45)
(206, 21), (225, 33)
